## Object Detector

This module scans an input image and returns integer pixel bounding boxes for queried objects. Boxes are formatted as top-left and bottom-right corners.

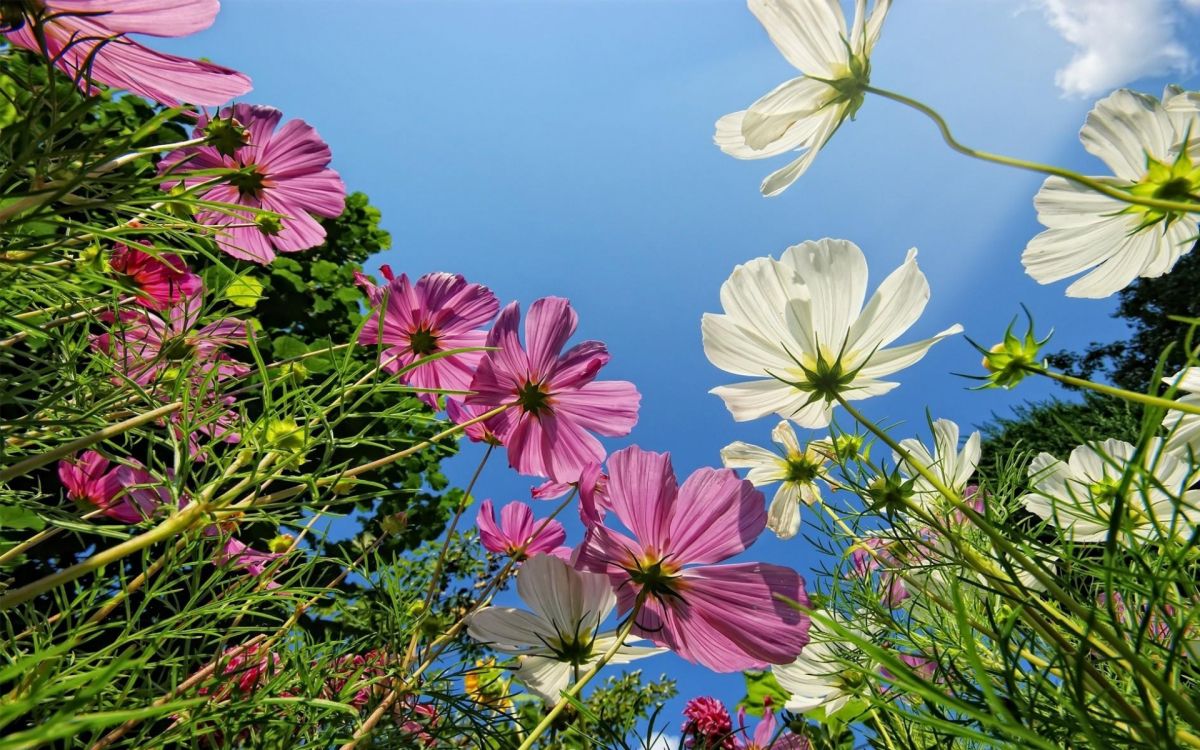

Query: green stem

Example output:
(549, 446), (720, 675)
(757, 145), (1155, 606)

(0, 401), (183, 484)
(516, 613), (641, 750)
(867, 86), (1200, 216)
(833, 393), (1200, 732)
(1030, 366), (1200, 415)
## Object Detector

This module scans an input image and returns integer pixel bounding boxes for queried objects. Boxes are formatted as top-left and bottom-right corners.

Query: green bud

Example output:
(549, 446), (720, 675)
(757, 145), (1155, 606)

(267, 534), (294, 553)
(979, 309), (1051, 389)
(264, 418), (308, 462)
(866, 472), (916, 517)
(380, 511), (408, 535)
(204, 115), (250, 158)
(256, 213), (284, 236)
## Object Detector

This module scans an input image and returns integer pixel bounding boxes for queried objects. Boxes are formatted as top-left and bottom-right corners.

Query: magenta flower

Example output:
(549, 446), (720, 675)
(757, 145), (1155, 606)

(93, 292), (250, 387)
(467, 298), (640, 483)
(199, 642), (280, 700)
(736, 705), (809, 750)
(682, 697), (737, 750)
(357, 271), (498, 406)
(446, 399), (504, 445)
(848, 537), (910, 608)
(58, 450), (172, 523)
(4, 0), (251, 107)
(577, 446), (810, 672)
(475, 499), (569, 561)
(110, 241), (202, 310)
(159, 104), (346, 264)
(215, 537), (283, 585)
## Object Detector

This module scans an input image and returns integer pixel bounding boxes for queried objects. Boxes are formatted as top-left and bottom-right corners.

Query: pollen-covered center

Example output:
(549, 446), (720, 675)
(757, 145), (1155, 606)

(158, 336), (195, 361)
(515, 381), (551, 416)
(547, 631), (595, 665)
(408, 327), (439, 356)
(627, 554), (683, 600)
(229, 166), (268, 199)
(785, 451), (821, 483)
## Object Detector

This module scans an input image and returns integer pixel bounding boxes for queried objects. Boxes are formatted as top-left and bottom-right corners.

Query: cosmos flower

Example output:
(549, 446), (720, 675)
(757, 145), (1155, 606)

(199, 642), (281, 701)
(214, 537), (283, 584)
(466, 554), (664, 703)
(1022, 87), (1200, 298)
(576, 446), (810, 672)
(475, 499), (570, 561)
(110, 242), (202, 310)
(92, 292), (250, 387)
(356, 271), (498, 406)
(894, 418), (981, 513)
(445, 399), (504, 446)
(3, 0), (251, 107)
(159, 104), (346, 264)
(721, 420), (832, 539)
(1021, 438), (1200, 544)
(715, 0), (892, 196)
(58, 450), (173, 523)
(467, 297), (640, 483)
(847, 535), (909, 608)
(736, 704), (809, 749)
(703, 239), (961, 427)
(1162, 368), (1200, 458)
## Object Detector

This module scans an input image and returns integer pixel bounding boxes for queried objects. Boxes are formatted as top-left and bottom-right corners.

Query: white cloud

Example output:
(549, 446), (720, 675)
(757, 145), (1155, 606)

(644, 733), (682, 750)
(1037, 0), (1194, 97)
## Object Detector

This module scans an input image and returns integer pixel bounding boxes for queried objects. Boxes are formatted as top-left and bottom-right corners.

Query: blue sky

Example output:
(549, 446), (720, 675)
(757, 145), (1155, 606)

(165, 0), (1200, 739)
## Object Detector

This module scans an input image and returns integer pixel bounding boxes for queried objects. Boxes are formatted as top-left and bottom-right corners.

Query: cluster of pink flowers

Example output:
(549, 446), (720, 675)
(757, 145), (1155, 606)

(681, 697), (807, 750)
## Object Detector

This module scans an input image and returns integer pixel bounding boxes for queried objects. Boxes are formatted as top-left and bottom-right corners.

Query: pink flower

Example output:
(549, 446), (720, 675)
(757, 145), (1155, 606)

(4, 0), (251, 106)
(110, 241), (202, 310)
(159, 104), (346, 264)
(215, 537), (283, 585)
(323, 651), (389, 709)
(736, 705), (809, 750)
(357, 272), (498, 406)
(577, 446), (810, 672)
(848, 537), (909, 608)
(446, 399), (503, 445)
(466, 298), (640, 483)
(475, 499), (569, 560)
(683, 697), (737, 749)
(93, 292), (249, 386)
(199, 642), (280, 700)
(58, 451), (173, 523)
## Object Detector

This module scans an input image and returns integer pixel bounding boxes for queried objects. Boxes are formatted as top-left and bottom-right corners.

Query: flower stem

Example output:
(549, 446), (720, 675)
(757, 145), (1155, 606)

(866, 86), (1200, 216)
(516, 612), (641, 750)
(1028, 365), (1200, 415)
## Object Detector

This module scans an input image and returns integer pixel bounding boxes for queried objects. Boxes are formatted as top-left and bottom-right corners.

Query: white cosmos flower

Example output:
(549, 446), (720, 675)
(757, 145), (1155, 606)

(702, 238), (962, 428)
(716, 0), (892, 196)
(465, 554), (663, 703)
(1020, 438), (1200, 544)
(721, 420), (831, 539)
(1163, 368), (1200, 458)
(773, 612), (867, 716)
(1022, 87), (1200, 299)
(894, 418), (981, 513)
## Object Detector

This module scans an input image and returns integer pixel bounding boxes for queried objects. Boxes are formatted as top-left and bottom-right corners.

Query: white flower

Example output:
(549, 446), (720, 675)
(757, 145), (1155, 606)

(894, 418), (981, 512)
(465, 554), (663, 703)
(702, 238), (962, 428)
(1020, 438), (1200, 544)
(1022, 87), (1200, 299)
(1162, 368), (1200, 458)
(721, 420), (831, 539)
(715, 0), (892, 196)
(773, 612), (867, 716)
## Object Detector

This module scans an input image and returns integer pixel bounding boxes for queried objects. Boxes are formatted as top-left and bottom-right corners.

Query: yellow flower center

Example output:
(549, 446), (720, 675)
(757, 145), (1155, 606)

(1125, 150), (1200, 228)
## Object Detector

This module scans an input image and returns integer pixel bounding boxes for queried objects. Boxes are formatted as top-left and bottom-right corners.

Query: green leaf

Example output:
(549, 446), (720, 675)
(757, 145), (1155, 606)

(311, 260), (340, 284)
(0, 505), (45, 531)
(738, 670), (790, 717)
(224, 273), (264, 308)
(0, 73), (20, 130)
(272, 334), (309, 361)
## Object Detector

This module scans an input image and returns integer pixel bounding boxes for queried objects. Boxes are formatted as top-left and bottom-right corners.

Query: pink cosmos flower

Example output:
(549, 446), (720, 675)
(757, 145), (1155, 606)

(199, 642), (280, 701)
(93, 292), (249, 386)
(848, 537), (909, 608)
(4, 0), (251, 107)
(683, 697), (737, 750)
(215, 537), (283, 586)
(475, 499), (569, 561)
(159, 104), (346, 264)
(446, 399), (503, 445)
(322, 651), (389, 710)
(577, 446), (810, 672)
(736, 704), (809, 750)
(58, 450), (173, 523)
(110, 241), (202, 310)
(466, 298), (640, 483)
(357, 271), (499, 406)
